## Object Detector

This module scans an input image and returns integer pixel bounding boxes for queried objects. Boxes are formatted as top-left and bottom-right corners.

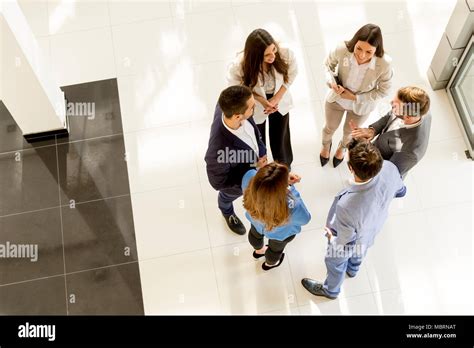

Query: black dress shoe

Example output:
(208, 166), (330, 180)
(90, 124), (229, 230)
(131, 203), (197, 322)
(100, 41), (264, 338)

(223, 214), (246, 235)
(346, 271), (356, 278)
(319, 142), (332, 167)
(301, 278), (337, 299)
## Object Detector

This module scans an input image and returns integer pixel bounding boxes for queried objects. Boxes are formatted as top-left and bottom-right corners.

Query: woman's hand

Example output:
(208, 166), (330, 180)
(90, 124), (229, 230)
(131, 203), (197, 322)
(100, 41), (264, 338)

(288, 172), (301, 185)
(267, 95), (281, 109)
(267, 85), (288, 113)
(254, 94), (277, 115)
(331, 83), (345, 95)
(340, 89), (356, 100)
(263, 99), (278, 114)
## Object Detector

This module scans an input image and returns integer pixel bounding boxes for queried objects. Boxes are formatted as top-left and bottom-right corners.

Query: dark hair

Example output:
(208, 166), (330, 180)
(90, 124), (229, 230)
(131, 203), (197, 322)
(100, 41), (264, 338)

(242, 29), (289, 89)
(348, 139), (383, 181)
(345, 24), (385, 58)
(243, 162), (290, 231)
(397, 86), (431, 116)
(218, 85), (253, 118)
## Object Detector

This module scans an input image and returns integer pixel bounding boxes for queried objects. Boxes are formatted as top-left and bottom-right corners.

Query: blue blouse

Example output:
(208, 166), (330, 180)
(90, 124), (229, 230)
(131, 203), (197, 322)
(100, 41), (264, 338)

(241, 169), (312, 241)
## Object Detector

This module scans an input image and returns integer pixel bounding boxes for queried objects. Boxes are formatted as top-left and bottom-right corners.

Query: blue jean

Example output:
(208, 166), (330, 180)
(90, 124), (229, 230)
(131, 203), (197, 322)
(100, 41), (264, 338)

(217, 190), (242, 216)
(323, 244), (366, 297)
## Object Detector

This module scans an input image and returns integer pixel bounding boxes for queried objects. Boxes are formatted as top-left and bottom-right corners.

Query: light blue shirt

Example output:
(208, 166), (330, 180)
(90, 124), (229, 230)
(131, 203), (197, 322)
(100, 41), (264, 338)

(326, 160), (405, 254)
(241, 169), (311, 241)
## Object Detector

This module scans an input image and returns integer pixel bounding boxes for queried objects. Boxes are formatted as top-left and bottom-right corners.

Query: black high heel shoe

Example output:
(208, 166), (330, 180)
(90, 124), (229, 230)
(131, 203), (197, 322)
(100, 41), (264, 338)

(253, 245), (268, 260)
(332, 141), (346, 168)
(319, 142), (332, 167)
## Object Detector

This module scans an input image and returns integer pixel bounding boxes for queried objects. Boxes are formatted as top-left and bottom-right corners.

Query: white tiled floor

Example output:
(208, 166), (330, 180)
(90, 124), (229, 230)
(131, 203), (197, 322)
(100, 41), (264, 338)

(17, 0), (473, 314)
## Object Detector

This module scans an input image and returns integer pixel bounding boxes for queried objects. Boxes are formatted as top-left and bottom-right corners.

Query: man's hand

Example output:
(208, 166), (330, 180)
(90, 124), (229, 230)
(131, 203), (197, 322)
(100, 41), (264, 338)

(256, 155), (268, 169)
(324, 226), (333, 242)
(351, 127), (375, 140)
(288, 172), (301, 185)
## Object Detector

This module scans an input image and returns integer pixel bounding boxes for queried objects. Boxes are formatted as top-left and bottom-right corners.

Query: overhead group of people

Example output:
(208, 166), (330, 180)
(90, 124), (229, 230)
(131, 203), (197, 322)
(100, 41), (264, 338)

(205, 24), (432, 300)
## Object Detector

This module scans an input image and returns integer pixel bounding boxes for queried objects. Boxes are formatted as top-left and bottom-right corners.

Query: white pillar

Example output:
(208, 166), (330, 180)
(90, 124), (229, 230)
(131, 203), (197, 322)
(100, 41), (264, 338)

(428, 0), (474, 90)
(0, 0), (66, 136)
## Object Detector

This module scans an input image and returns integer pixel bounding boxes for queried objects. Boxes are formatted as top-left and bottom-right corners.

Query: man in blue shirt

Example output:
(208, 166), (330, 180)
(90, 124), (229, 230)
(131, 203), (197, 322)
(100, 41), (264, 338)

(302, 139), (406, 299)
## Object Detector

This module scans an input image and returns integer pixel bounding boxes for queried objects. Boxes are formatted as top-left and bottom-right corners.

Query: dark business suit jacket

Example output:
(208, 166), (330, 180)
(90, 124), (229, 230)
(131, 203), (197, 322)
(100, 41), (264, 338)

(205, 104), (266, 196)
(370, 112), (431, 177)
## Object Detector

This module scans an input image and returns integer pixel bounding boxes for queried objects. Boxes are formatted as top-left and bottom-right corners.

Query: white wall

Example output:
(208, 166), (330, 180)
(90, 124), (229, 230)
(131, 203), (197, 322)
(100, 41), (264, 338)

(0, 0), (65, 135)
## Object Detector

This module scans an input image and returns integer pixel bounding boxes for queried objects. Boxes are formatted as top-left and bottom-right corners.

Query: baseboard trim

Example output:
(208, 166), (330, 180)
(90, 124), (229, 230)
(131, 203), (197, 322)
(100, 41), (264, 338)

(24, 128), (69, 143)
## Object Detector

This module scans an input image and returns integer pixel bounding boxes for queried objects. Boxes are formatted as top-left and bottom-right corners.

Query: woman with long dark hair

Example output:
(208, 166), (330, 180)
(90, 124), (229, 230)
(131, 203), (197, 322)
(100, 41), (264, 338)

(242, 162), (311, 270)
(320, 24), (393, 168)
(228, 29), (298, 168)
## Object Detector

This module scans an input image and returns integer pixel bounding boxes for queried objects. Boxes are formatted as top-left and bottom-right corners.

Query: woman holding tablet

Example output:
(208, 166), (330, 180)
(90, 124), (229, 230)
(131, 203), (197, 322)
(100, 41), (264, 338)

(320, 24), (393, 168)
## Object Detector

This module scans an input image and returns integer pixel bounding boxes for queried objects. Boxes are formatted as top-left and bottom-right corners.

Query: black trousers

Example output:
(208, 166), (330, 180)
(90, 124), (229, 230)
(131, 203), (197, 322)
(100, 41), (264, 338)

(248, 225), (296, 265)
(256, 94), (293, 167)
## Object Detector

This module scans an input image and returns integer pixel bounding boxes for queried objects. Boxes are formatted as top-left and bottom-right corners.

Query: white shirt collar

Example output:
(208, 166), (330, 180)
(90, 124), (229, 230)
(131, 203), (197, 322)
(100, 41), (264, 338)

(350, 53), (377, 70)
(390, 113), (424, 129)
(404, 117), (423, 129)
(222, 113), (242, 132)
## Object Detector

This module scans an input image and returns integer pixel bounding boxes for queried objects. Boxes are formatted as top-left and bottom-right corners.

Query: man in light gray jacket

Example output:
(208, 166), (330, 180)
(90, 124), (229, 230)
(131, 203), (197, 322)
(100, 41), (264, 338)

(302, 139), (406, 299)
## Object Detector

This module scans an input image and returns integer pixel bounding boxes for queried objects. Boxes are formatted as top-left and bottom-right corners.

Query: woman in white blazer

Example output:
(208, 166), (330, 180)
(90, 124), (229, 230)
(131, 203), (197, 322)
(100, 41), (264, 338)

(228, 28), (298, 168)
(320, 24), (393, 168)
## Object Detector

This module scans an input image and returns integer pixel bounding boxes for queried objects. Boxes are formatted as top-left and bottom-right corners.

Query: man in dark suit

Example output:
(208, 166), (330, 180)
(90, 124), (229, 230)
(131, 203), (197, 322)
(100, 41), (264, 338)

(205, 85), (267, 235)
(351, 86), (431, 179)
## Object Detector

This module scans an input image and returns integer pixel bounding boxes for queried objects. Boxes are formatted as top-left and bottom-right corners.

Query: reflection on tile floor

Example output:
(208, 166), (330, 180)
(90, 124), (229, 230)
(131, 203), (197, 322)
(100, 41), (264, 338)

(7, 0), (474, 315)
(0, 207), (63, 285)
(0, 101), (56, 153)
(0, 276), (67, 315)
(0, 79), (143, 315)
(66, 262), (143, 315)
(57, 135), (130, 204)
(0, 145), (59, 216)
(61, 195), (138, 273)
(59, 79), (124, 143)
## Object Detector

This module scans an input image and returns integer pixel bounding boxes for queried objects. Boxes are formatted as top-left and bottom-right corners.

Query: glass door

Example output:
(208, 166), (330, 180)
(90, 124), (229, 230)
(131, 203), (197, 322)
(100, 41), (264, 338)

(448, 36), (474, 158)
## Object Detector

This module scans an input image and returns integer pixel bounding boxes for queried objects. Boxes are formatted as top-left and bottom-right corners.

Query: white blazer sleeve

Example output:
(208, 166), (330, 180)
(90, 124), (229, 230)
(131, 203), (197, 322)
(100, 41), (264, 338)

(282, 48), (298, 89)
(323, 44), (340, 87)
(226, 58), (243, 86)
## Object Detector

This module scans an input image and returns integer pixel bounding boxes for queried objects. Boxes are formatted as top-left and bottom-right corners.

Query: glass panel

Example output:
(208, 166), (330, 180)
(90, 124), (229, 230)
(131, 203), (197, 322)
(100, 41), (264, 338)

(450, 42), (474, 149)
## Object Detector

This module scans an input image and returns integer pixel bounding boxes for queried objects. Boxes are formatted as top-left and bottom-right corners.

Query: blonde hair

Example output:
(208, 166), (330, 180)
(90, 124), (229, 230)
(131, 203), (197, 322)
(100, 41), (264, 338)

(397, 86), (430, 117)
(243, 162), (290, 231)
